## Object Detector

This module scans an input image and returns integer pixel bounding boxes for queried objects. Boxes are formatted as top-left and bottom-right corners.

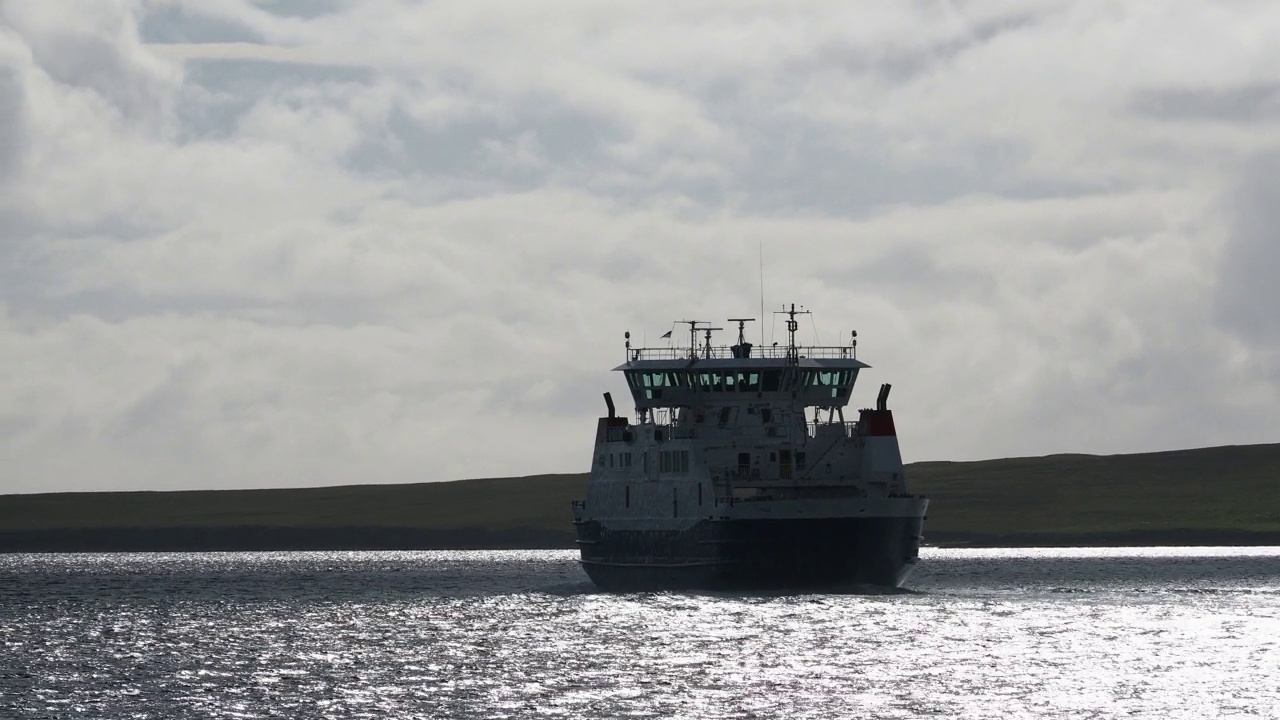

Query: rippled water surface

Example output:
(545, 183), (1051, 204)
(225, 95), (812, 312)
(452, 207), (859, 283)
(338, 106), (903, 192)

(2, 548), (1278, 718)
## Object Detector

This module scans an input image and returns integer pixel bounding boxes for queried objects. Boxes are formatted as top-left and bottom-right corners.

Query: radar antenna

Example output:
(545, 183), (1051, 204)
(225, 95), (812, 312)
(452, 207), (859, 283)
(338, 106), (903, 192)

(676, 320), (708, 360)
(727, 318), (756, 358)
(701, 326), (724, 359)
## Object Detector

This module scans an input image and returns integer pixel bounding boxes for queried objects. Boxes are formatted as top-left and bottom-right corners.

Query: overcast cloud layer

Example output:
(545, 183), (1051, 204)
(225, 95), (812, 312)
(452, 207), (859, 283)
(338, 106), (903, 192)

(3, 0), (1279, 493)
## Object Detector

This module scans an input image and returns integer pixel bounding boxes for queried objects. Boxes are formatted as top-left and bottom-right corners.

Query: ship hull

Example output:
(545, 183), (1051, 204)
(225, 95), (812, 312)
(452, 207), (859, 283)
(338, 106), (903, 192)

(575, 514), (925, 591)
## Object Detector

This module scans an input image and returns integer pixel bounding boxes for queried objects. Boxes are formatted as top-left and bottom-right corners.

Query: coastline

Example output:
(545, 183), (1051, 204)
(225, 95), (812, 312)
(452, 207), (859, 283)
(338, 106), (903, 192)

(924, 529), (1280, 549)
(5, 443), (1278, 554)
(3, 526), (1280, 553)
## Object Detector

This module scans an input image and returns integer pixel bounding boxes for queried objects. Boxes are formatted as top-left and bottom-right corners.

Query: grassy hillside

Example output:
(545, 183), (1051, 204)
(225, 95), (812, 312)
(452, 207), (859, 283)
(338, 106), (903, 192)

(0, 473), (589, 533)
(910, 444), (1280, 537)
(2, 443), (1278, 547)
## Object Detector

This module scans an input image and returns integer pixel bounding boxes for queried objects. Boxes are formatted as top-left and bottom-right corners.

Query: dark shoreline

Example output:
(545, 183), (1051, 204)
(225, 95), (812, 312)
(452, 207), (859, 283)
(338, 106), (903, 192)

(3, 526), (1280, 553)
(0, 526), (574, 553)
(925, 529), (1280, 548)
(5, 443), (1278, 553)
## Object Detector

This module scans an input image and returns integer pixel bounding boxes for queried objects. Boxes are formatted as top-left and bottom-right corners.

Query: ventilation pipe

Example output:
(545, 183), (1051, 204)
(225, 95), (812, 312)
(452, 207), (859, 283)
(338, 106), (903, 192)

(876, 383), (892, 411)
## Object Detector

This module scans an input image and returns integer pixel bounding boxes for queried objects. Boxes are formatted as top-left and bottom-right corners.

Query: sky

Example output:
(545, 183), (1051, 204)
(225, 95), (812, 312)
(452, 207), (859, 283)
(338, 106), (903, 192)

(3, 0), (1279, 494)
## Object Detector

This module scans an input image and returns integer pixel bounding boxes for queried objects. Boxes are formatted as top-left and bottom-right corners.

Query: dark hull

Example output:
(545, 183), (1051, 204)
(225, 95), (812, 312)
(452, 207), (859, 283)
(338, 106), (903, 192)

(575, 515), (925, 591)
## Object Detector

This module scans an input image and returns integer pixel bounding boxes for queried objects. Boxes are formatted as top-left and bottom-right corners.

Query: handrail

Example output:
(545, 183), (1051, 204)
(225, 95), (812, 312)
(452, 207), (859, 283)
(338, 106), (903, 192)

(706, 465), (759, 481)
(806, 421), (859, 438)
(605, 424), (696, 442)
(628, 345), (858, 361)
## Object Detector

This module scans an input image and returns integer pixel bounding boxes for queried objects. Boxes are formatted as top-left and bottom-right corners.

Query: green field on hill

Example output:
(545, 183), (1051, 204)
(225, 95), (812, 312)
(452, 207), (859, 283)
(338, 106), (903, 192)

(910, 443), (1280, 537)
(2, 443), (1278, 549)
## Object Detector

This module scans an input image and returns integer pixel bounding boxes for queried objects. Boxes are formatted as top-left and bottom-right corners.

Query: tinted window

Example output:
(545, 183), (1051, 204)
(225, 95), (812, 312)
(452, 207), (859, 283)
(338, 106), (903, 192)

(762, 370), (781, 392)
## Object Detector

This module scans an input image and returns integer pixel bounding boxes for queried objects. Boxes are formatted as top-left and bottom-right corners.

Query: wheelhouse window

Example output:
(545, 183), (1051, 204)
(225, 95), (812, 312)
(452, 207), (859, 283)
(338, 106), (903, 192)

(694, 371), (762, 392)
(659, 449), (690, 473)
(799, 369), (855, 398)
(760, 369), (795, 392)
(625, 370), (695, 400)
(801, 370), (854, 387)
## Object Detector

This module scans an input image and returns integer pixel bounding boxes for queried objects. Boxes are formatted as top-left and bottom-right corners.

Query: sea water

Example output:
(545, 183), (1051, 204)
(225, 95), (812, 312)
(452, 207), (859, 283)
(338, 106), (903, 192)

(1, 547), (1277, 719)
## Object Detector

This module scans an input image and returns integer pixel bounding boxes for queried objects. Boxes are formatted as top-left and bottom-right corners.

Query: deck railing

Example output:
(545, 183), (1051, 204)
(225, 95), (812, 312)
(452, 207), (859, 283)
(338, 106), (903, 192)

(628, 345), (858, 361)
(706, 465), (760, 482)
(604, 424), (697, 442)
(806, 421), (859, 438)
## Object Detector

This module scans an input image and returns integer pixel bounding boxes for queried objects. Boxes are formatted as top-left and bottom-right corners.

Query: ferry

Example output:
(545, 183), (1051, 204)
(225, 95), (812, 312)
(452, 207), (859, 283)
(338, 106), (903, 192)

(572, 305), (928, 590)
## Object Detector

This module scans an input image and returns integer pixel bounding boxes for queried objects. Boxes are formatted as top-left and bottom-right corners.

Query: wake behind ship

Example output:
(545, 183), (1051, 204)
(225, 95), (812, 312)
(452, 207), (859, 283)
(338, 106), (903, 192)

(572, 306), (928, 591)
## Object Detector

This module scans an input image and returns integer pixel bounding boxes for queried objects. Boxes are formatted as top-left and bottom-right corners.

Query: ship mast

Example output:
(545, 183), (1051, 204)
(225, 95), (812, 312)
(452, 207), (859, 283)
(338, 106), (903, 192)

(774, 304), (810, 362)
(676, 320), (707, 360)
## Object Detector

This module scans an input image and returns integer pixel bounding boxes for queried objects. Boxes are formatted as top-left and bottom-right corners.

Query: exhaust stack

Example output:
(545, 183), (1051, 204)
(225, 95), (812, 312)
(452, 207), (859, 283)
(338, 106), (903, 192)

(859, 383), (896, 436)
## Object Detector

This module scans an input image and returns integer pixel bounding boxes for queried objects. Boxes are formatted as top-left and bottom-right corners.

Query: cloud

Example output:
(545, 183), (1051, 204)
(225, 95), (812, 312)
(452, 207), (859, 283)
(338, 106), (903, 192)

(1132, 83), (1280, 124)
(3, 0), (1280, 493)
(1216, 153), (1280, 355)
(4, 1), (180, 127)
(0, 60), (24, 182)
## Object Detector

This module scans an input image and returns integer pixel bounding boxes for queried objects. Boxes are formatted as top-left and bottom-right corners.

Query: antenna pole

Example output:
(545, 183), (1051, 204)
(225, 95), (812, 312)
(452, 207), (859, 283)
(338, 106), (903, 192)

(758, 241), (765, 347)
(788, 304), (798, 358)
(676, 320), (706, 360)
(773, 303), (811, 363)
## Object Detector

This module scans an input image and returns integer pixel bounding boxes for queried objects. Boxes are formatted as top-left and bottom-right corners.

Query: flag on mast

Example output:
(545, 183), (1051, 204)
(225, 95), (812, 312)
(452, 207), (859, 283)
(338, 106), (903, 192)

(660, 330), (672, 339)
